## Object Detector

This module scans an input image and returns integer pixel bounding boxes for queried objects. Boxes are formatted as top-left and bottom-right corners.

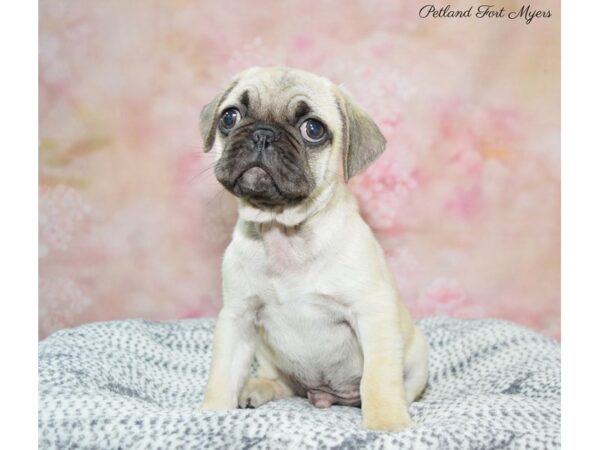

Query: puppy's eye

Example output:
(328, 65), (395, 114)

(300, 119), (326, 143)
(220, 108), (241, 131)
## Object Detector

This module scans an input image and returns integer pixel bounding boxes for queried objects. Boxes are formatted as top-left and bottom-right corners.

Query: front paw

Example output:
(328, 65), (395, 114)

(362, 409), (415, 432)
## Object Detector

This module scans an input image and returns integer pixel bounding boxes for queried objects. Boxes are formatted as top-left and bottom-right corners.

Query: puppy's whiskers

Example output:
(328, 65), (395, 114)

(190, 162), (219, 184)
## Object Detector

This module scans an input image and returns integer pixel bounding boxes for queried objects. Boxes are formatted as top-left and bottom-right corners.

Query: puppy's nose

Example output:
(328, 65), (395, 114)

(252, 127), (277, 148)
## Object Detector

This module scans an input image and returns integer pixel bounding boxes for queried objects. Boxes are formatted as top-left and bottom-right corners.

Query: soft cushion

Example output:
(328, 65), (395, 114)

(38, 317), (560, 449)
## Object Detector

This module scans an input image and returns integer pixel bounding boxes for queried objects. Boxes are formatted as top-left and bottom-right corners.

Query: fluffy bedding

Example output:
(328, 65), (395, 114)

(38, 317), (560, 449)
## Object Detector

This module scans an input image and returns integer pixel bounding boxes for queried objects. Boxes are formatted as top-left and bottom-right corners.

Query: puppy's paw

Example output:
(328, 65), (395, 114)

(238, 377), (275, 409)
(362, 409), (415, 432)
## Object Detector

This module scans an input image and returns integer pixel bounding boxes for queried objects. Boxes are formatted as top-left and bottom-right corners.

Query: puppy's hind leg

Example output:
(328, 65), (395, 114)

(239, 377), (293, 408)
(239, 337), (293, 409)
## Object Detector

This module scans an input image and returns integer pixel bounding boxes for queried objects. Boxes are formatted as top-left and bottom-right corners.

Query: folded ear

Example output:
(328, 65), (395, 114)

(199, 80), (239, 152)
(334, 86), (386, 181)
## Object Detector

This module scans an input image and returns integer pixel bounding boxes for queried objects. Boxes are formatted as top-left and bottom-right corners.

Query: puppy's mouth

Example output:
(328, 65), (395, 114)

(231, 165), (287, 208)
(234, 166), (277, 196)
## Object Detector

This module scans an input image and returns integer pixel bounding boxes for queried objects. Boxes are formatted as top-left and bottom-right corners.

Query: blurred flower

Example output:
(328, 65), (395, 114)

(39, 186), (91, 256)
(418, 277), (468, 315)
(39, 278), (92, 337)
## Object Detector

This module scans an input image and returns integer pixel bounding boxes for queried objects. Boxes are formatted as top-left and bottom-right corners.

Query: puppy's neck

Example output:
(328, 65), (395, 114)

(236, 177), (348, 228)
(236, 180), (355, 268)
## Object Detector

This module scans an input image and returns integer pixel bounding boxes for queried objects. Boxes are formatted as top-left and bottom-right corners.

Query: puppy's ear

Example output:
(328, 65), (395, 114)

(334, 86), (386, 181)
(200, 80), (239, 152)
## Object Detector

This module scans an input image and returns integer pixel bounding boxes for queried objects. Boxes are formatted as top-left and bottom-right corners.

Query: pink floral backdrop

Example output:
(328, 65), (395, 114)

(39, 0), (560, 339)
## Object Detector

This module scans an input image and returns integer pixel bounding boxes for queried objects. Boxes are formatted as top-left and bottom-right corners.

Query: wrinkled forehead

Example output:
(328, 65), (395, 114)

(222, 69), (340, 126)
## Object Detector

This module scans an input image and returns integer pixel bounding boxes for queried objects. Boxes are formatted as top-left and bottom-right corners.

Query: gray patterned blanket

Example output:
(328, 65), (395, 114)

(38, 317), (560, 449)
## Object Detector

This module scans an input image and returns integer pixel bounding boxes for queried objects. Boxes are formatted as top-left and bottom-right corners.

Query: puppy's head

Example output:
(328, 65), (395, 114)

(200, 67), (386, 210)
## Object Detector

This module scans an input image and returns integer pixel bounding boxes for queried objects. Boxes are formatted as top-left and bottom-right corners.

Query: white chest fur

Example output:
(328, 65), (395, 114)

(259, 298), (363, 394)
(246, 222), (364, 393)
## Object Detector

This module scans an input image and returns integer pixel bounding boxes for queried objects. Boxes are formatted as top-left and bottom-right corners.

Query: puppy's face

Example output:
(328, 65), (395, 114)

(200, 67), (386, 210)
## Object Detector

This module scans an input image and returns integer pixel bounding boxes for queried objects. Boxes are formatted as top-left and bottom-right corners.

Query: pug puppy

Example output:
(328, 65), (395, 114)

(199, 67), (429, 431)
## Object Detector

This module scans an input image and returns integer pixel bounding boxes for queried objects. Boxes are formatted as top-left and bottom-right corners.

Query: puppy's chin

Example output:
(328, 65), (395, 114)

(224, 166), (309, 210)
(236, 176), (338, 227)
(232, 167), (288, 209)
